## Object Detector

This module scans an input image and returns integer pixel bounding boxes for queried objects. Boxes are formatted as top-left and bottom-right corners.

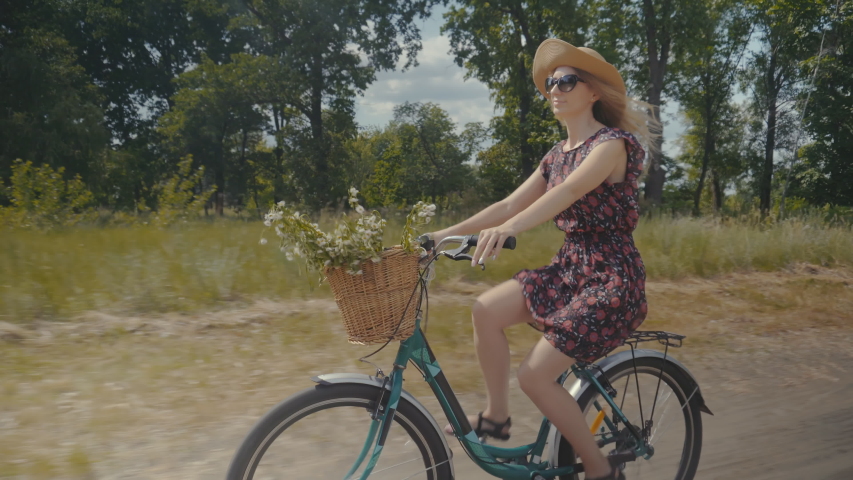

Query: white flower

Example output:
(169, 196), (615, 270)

(355, 205), (365, 214)
(264, 220), (272, 227)
(349, 187), (359, 196)
(259, 238), (268, 245)
(285, 252), (294, 261)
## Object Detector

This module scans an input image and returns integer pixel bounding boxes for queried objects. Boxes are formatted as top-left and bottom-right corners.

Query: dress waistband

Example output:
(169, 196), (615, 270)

(565, 230), (632, 241)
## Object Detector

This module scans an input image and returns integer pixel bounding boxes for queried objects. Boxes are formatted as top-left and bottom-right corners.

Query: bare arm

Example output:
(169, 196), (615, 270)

(433, 167), (547, 240)
(470, 139), (628, 265)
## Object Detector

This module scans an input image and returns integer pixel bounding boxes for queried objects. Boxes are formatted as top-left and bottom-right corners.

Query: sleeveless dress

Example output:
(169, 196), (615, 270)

(512, 127), (648, 363)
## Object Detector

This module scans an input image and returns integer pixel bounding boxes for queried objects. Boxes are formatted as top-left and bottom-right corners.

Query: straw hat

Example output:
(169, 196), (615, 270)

(532, 39), (625, 97)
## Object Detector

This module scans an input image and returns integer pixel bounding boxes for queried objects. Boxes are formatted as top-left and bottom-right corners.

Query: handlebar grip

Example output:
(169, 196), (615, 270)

(469, 235), (517, 250)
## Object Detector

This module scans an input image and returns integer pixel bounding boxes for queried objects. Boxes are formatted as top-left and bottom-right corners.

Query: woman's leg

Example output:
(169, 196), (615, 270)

(444, 279), (534, 434)
(517, 339), (614, 479)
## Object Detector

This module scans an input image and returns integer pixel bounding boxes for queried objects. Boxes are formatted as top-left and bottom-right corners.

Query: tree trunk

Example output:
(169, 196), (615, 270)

(693, 102), (715, 216)
(643, 90), (666, 207)
(216, 120), (229, 216)
(641, 0), (672, 206)
(711, 168), (723, 212)
(518, 54), (534, 178)
(760, 45), (779, 219)
(308, 55), (328, 207)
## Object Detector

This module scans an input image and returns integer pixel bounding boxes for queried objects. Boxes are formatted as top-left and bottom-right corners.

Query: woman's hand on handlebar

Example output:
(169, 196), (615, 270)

(471, 224), (518, 267)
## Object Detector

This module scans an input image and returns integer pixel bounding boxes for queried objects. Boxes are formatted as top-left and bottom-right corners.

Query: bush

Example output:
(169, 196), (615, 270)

(152, 155), (216, 227)
(0, 160), (96, 230)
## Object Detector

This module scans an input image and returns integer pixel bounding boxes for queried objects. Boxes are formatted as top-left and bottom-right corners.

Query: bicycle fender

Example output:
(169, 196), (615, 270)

(312, 373), (455, 479)
(548, 349), (712, 466)
(567, 350), (712, 415)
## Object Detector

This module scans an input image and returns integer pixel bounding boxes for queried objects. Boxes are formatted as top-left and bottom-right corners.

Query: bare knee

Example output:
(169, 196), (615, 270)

(471, 281), (531, 332)
(471, 297), (493, 331)
(517, 362), (546, 397)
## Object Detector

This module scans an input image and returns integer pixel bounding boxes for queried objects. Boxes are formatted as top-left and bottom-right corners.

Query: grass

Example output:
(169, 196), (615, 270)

(1, 214), (851, 322)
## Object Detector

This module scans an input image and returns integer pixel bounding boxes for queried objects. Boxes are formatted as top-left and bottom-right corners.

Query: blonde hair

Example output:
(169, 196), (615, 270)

(563, 67), (662, 158)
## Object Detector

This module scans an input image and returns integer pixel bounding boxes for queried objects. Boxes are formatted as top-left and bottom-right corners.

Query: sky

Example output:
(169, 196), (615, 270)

(351, 8), (687, 158)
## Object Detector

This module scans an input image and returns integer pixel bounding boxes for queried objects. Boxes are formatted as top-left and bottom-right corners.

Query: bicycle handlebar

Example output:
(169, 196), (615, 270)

(417, 234), (517, 264)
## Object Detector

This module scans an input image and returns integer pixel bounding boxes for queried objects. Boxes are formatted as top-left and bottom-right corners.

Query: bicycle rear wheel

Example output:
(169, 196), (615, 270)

(227, 383), (453, 480)
(555, 357), (703, 480)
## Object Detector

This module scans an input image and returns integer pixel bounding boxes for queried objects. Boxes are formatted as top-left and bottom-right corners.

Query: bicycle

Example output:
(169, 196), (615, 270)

(226, 235), (713, 480)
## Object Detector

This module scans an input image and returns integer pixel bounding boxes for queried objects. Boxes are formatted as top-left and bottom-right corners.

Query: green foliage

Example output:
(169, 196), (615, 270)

(442, 0), (582, 177)
(788, 0), (853, 207)
(0, 160), (95, 230)
(475, 142), (524, 203)
(61, 0), (246, 142)
(159, 54), (270, 215)
(0, 20), (107, 183)
(360, 102), (478, 207)
(1, 0), (852, 219)
(152, 156), (216, 227)
(244, 0), (440, 209)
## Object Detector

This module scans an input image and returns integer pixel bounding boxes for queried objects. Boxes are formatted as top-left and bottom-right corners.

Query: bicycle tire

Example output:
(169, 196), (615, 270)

(555, 357), (703, 480)
(226, 383), (453, 480)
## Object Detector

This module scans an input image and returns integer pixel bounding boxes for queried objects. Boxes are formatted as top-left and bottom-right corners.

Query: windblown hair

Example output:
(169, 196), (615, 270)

(568, 67), (662, 159)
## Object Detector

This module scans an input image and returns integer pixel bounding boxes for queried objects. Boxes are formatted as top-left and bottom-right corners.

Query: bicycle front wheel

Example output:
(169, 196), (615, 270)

(556, 357), (703, 480)
(226, 383), (453, 480)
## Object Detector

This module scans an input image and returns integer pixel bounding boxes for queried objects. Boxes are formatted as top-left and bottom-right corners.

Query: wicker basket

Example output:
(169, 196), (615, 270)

(323, 247), (421, 345)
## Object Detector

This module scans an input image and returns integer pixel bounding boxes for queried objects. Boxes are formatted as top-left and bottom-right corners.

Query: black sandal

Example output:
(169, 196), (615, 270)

(585, 466), (625, 480)
(473, 411), (512, 441)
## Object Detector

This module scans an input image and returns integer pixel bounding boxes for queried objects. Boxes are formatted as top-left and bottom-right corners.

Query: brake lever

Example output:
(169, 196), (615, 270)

(442, 248), (485, 271)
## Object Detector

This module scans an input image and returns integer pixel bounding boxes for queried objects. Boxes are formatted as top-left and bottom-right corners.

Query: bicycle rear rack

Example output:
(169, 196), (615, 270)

(624, 330), (685, 348)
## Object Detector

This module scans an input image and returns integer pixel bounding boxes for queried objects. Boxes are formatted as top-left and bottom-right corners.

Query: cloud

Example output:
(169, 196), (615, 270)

(355, 35), (495, 130)
(354, 30), (684, 158)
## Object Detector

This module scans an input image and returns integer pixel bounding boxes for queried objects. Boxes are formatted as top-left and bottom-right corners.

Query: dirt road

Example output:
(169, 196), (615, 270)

(2, 268), (852, 479)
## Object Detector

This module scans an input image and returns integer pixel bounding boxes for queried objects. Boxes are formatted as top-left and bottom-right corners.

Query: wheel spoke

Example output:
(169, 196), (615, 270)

(649, 386), (698, 447)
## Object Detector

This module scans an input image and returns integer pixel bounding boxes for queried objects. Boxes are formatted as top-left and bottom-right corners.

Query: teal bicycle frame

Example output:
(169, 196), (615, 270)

(348, 317), (649, 480)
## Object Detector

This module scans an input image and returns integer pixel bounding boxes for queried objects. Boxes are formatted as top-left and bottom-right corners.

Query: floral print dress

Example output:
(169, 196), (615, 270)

(512, 127), (648, 362)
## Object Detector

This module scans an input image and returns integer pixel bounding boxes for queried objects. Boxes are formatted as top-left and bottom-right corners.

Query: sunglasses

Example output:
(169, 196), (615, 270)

(544, 74), (585, 94)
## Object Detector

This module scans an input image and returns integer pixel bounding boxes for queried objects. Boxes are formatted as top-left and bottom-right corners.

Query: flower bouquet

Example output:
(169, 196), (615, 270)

(261, 188), (436, 344)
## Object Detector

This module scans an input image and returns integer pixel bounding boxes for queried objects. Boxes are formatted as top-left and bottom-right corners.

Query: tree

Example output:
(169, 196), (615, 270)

(362, 103), (478, 207)
(0, 1), (108, 185)
(242, 0), (439, 209)
(475, 142), (524, 203)
(60, 0), (246, 143)
(158, 54), (269, 215)
(587, 0), (707, 206)
(787, 0), (853, 207)
(677, 103), (756, 212)
(671, 0), (753, 215)
(442, 0), (589, 179)
(742, 0), (820, 218)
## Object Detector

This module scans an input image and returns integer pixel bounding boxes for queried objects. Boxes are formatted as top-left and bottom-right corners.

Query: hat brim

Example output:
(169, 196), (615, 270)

(532, 39), (626, 97)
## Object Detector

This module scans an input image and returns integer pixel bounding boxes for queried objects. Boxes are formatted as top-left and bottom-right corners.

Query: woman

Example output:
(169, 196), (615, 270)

(428, 39), (660, 480)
